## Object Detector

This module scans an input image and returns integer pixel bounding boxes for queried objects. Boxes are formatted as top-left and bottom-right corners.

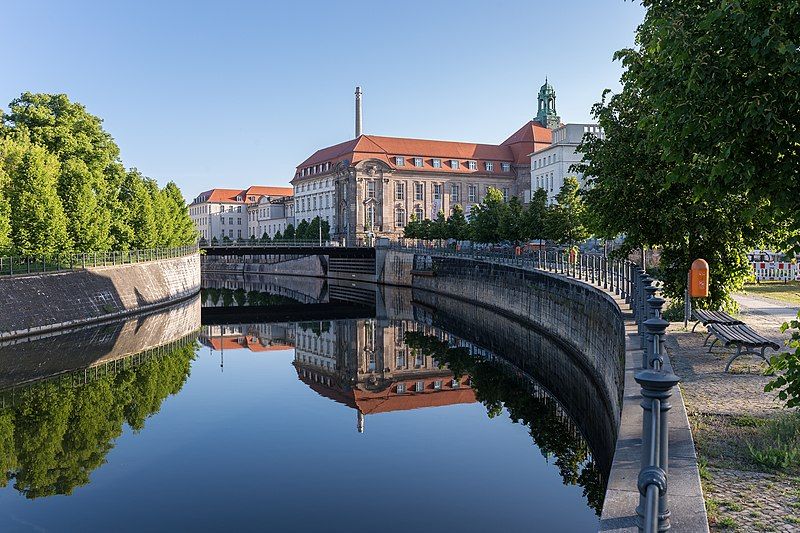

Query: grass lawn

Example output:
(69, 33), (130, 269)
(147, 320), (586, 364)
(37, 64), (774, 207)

(741, 281), (800, 306)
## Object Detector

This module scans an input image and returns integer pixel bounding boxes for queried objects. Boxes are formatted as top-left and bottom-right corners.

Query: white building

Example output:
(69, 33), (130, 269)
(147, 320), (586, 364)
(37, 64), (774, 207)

(530, 123), (603, 203)
(293, 175), (336, 229)
(247, 195), (295, 239)
(188, 186), (293, 242)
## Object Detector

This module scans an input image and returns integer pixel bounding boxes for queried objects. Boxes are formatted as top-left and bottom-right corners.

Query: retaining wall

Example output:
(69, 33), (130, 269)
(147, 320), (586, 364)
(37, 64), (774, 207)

(380, 250), (626, 424)
(0, 254), (200, 339)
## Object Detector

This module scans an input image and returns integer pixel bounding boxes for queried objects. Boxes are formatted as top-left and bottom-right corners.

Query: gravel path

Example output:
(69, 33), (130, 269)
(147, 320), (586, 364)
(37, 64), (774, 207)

(667, 293), (800, 531)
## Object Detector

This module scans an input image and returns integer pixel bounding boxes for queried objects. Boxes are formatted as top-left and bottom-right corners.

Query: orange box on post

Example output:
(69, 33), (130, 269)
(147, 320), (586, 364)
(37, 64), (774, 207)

(690, 258), (710, 298)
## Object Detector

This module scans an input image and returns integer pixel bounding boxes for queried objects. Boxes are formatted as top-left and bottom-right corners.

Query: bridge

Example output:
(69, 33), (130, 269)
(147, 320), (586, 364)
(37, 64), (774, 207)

(200, 243), (375, 259)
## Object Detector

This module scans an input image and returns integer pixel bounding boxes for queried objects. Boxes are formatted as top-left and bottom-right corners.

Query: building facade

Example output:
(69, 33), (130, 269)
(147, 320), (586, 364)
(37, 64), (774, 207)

(291, 81), (561, 244)
(530, 123), (603, 204)
(247, 195), (294, 239)
(189, 186), (293, 242)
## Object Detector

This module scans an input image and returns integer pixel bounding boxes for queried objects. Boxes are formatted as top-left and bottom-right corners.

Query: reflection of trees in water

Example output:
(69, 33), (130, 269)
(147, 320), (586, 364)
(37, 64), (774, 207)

(201, 288), (300, 307)
(404, 331), (606, 515)
(0, 342), (196, 499)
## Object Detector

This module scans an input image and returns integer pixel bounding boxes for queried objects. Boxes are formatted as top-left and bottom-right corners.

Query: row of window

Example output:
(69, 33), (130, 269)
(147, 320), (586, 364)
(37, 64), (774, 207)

(396, 379), (467, 394)
(534, 152), (558, 169)
(390, 182), (507, 203)
(394, 156), (511, 173)
(534, 172), (556, 193)
(299, 163), (333, 177)
(220, 217), (242, 226)
(297, 194), (332, 213)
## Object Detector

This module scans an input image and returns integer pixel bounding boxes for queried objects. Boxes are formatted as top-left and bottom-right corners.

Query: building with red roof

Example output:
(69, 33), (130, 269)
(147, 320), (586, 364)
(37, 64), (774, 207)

(188, 186), (293, 242)
(292, 81), (560, 244)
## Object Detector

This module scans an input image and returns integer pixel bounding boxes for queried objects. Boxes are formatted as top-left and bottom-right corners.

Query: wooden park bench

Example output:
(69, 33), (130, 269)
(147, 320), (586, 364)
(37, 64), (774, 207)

(706, 323), (781, 372)
(692, 309), (744, 347)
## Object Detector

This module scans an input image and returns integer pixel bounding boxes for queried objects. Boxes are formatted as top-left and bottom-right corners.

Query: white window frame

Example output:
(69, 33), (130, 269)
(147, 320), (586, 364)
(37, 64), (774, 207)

(485, 161), (494, 172)
(450, 160), (459, 170)
(432, 158), (441, 168)
(395, 156), (405, 166)
(467, 160), (477, 171)
(414, 157), (423, 167)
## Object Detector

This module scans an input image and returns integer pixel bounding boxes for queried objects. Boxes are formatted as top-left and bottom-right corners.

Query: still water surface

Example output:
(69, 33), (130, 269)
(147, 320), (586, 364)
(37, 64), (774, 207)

(0, 280), (611, 532)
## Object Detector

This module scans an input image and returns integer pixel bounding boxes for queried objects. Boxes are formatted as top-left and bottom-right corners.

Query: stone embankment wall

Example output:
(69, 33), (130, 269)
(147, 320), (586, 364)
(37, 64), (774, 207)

(0, 254), (200, 340)
(0, 296), (201, 389)
(379, 249), (626, 424)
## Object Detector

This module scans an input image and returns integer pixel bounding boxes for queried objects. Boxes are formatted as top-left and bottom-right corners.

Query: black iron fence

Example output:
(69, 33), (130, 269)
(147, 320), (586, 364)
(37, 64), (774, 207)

(0, 244), (199, 277)
(391, 241), (679, 532)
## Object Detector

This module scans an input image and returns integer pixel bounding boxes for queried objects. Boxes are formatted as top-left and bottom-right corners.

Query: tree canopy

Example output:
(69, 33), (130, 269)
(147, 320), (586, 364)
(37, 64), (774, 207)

(0, 92), (196, 256)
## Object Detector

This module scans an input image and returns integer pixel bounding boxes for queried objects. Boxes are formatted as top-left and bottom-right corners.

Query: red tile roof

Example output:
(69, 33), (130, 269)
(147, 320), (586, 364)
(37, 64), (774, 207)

(193, 186), (293, 205)
(295, 121), (553, 178)
(501, 120), (553, 164)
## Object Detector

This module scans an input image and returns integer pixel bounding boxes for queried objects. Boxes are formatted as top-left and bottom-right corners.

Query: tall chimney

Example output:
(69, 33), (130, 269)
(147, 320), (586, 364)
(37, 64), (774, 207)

(355, 86), (362, 138)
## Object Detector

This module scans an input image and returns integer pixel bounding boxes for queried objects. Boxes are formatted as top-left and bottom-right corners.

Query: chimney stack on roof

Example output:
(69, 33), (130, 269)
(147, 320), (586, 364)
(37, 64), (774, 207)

(355, 86), (362, 138)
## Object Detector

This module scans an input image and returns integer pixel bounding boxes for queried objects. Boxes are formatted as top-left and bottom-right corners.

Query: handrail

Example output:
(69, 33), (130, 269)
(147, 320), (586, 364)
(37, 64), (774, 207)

(0, 244), (199, 277)
(389, 240), (680, 532)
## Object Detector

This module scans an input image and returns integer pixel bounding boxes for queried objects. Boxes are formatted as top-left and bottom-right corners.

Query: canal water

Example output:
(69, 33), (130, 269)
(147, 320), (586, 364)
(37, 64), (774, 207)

(0, 275), (615, 532)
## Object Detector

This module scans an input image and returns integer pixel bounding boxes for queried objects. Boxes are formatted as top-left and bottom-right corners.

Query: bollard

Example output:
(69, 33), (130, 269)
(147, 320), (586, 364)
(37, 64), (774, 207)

(635, 369), (680, 533)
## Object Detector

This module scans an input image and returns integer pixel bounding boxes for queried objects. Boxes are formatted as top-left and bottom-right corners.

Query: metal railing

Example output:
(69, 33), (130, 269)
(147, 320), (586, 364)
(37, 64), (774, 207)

(391, 240), (680, 532)
(200, 240), (334, 248)
(0, 244), (198, 277)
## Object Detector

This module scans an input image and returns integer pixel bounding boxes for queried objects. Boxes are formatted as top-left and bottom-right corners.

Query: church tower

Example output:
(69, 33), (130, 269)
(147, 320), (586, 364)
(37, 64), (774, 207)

(535, 78), (561, 129)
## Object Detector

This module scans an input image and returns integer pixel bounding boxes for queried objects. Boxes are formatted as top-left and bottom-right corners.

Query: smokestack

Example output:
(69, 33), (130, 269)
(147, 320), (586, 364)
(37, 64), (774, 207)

(355, 86), (362, 138)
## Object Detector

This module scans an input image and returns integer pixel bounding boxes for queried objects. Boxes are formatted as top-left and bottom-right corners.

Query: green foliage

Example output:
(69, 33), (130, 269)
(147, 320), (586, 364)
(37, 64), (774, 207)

(545, 177), (588, 249)
(296, 219), (309, 241)
(3, 137), (72, 256)
(469, 187), (505, 243)
(745, 411), (800, 471)
(447, 204), (469, 241)
(615, 1), (800, 237)
(283, 223), (295, 241)
(575, 43), (792, 309)
(765, 313), (800, 407)
(525, 188), (550, 241)
(0, 341), (195, 497)
(0, 92), (196, 255)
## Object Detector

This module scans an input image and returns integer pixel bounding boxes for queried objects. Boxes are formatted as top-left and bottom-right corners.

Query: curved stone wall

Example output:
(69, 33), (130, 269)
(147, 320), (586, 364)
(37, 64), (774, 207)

(0, 254), (200, 340)
(381, 251), (626, 425)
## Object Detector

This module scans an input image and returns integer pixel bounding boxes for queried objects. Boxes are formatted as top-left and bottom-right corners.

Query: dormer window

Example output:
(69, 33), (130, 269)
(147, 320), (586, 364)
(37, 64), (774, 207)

(450, 160), (459, 170)
(236, 195), (243, 201)
(485, 161), (494, 172)
(395, 156), (405, 166)
(501, 163), (511, 172)
(467, 161), (477, 171)
(432, 158), (441, 168)
(414, 157), (423, 167)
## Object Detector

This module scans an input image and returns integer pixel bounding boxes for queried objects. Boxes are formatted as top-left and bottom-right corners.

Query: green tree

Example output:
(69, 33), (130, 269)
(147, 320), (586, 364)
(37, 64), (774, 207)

(525, 188), (549, 241)
(162, 182), (197, 246)
(546, 177), (588, 251)
(611, 1), (800, 234)
(120, 170), (157, 249)
(469, 187), (506, 243)
(2, 93), (120, 249)
(500, 196), (525, 243)
(274, 229), (283, 241)
(58, 158), (111, 251)
(4, 139), (71, 256)
(576, 80), (787, 309)
(447, 204), (469, 241)
(296, 219), (310, 241)
(0, 143), (13, 254)
(283, 224), (295, 241)
(404, 214), (420, 239)
(432, 210), (448, 240)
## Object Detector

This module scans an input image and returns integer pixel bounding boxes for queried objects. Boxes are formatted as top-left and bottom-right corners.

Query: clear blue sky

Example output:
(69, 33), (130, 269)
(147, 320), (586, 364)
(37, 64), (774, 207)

(0, 0), (644, 201)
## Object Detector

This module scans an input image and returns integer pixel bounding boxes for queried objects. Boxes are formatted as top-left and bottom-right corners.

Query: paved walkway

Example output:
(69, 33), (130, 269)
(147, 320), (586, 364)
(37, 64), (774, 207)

(666, 293), (800, 531)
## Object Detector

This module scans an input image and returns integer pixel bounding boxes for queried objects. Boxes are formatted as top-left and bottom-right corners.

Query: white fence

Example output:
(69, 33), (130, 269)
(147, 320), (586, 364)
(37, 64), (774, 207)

(751, 260), (800, 282)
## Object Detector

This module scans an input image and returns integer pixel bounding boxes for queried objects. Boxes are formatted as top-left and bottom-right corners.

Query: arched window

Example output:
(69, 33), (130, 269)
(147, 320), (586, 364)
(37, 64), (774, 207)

(414, 205), (424, 221)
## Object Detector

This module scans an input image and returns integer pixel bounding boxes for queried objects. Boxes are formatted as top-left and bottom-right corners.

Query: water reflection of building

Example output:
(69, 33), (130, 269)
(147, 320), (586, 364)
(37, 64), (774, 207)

(293, 319), (475, 433)
(199, 324), (295, 353)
